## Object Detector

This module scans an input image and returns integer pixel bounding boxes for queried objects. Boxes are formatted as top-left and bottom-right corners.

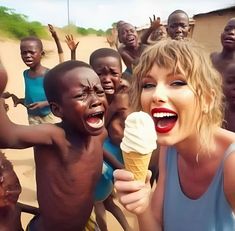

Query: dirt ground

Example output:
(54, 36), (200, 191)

(0, 35), (139, 231)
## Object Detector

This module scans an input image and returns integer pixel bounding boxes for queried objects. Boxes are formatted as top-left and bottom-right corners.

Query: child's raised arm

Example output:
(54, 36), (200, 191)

(141, 15), (161, 44)
(65, 34), (79, 60)
(48, 24), (64, 63)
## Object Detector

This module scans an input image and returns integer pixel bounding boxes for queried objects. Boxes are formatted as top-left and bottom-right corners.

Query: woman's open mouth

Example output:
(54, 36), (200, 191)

(151, 108), (178, 133)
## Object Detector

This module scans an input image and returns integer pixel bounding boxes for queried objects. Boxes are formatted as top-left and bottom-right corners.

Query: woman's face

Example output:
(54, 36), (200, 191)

(140, 64), (200, 146)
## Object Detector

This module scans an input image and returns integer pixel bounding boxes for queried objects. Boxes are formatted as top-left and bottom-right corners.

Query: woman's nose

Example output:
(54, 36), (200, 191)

(152, 85), (167, 103)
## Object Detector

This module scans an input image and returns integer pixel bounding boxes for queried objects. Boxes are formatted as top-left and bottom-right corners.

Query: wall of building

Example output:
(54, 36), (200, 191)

(192, 10), (235, 53)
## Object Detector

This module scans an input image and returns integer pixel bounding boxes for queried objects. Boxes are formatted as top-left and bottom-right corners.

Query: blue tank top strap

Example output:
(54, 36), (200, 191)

(163, 144), (235, 231)
(223, 143), (235, 159)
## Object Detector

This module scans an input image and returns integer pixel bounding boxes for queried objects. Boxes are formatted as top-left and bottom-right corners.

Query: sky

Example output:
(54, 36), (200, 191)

(1, 0), (235, 30)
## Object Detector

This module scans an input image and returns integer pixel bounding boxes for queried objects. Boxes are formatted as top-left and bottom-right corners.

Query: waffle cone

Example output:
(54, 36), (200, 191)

(122, 151), (151, 181)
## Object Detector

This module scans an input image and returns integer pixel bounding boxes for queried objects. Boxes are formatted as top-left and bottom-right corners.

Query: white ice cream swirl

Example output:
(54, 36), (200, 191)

(121, 111), (157, 154)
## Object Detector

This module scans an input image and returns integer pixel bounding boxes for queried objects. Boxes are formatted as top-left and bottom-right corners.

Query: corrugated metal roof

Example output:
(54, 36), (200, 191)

(193, 5), (235, 18)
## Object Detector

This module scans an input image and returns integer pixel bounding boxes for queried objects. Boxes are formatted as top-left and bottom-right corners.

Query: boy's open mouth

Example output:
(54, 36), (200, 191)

(86, 111), (104, 129)
(103, 86), (114, 95)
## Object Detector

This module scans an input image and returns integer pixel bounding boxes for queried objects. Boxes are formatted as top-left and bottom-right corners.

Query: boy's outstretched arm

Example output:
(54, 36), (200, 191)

(48, 24), (64, 63)
(65, 34), (79, 60)
(0, 99), (70, 156)
(141, 15), (161, 44)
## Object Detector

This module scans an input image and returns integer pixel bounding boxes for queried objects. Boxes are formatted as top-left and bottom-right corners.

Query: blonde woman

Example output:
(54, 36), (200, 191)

(114, 39), (235, 231)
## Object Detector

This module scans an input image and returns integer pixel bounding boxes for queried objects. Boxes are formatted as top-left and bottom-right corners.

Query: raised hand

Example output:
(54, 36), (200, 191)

(149, 15), (161, 30)
(11, 94), (25, 107)
(65, 34), (79, 51)
(48, 24), (58, 38)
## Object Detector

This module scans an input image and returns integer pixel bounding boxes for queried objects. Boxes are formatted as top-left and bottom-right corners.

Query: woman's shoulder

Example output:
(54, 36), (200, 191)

(218, 127), (235, 144)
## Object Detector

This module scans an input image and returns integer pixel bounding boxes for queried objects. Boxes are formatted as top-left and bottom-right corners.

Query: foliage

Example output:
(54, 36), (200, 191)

(0, 6), (113, 39)
(0, 6), (48, 39)
(76, 26), (106, 36)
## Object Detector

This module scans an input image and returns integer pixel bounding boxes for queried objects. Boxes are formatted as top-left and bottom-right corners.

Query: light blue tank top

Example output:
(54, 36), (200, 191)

(24, 69), (51, 116)
(164, 144), (235, 231)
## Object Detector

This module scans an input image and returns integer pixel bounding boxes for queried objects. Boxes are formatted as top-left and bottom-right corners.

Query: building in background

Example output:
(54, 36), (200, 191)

(192, 6), (235, 53)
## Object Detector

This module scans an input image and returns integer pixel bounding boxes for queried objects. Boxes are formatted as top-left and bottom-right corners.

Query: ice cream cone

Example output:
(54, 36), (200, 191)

(122, 151), (152, 181)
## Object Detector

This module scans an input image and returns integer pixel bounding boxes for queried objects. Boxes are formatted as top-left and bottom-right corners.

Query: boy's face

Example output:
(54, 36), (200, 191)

(221, 18), (235, 51)
(0, 165), (21, 208)
(167, 13), (190, 40)
(56, 67), (108, 136)
(20, 40), (43, 68)
(119, 23), (138, 48)
(91, 56), (121, 97)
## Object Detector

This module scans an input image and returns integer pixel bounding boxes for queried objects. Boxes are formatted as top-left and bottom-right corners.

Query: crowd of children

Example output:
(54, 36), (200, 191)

(0, 8), (235, 231)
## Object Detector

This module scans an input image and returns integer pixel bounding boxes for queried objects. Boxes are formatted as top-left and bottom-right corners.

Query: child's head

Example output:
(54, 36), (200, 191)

(220, 18), (235, 51)
(223, 63), (235, 108)
(130, 39), (223, 149)
(118, 22), (138, 48)
(44, 60), (108, 135)
(116, 20), (126, 43)
(167, 10), (190, 40)
(90, 48), (122, 102)
(20, 36), (45, 68)
(0, 151), (21, 208)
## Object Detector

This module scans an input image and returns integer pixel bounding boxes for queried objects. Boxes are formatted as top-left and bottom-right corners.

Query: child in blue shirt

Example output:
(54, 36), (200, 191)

(14, 36), (55, 125)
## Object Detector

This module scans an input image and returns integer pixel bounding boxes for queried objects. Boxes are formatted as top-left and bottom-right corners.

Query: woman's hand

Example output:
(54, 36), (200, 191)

(114, 169), (152, 214)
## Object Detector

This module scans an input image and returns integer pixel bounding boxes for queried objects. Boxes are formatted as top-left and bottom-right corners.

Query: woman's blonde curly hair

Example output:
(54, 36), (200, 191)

(130, 39), (224, 151)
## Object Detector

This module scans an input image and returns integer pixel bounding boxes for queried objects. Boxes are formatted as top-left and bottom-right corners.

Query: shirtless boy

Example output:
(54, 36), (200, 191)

(211, 18), (235, 74)
(211, 18), (235, 132)
(29, 60), (108, 231)
(117, 22), (147, 75)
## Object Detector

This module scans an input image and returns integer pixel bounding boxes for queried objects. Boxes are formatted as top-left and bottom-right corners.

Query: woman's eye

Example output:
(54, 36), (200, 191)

(142, 83), (155, 89)
(171, 80), (187, 86)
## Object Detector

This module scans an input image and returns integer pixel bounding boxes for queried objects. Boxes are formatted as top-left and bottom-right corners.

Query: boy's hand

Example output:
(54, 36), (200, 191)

(149, 15), (161, 30)
(48, 24), (57, 38)
(65, 34), (79, 51)
(1, 92), (12, 99)
(11, 95), (25, 107)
